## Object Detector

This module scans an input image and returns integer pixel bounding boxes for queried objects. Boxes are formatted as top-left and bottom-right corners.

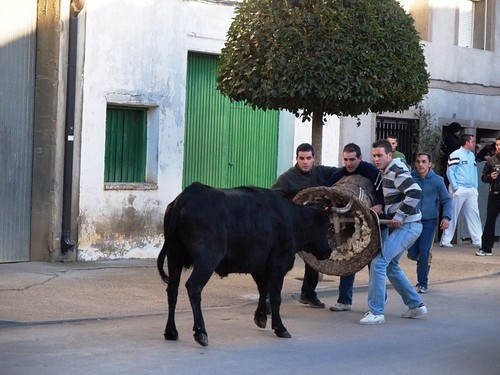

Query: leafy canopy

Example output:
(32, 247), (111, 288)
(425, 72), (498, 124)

(217, 0), (429, 120)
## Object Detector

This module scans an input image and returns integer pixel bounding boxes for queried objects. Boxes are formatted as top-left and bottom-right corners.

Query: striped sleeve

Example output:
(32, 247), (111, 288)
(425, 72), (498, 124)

(384, 162), (422, 223)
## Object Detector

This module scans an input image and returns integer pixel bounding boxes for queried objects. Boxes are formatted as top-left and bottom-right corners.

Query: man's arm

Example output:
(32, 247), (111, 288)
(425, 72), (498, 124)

(446, 153), (460, 191)
(481, 158), (495, 184)
(392, 170), (422, 224)
(324, 168), (346, 186)
(438, 178), (452, 221)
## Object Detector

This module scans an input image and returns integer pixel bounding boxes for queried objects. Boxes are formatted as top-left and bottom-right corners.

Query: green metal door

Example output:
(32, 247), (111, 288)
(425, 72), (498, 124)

(184, 52), (279, 189)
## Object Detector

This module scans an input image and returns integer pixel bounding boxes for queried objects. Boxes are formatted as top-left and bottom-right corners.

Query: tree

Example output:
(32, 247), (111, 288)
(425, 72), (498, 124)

(412, 106), (444, 175)
(217, 0), (429, 163)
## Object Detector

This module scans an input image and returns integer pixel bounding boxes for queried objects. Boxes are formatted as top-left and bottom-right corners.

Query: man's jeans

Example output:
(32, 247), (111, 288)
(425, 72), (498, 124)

(339, 227), (389, 305)
(408, 218), (437, 288)
(368, 221), (423, 315)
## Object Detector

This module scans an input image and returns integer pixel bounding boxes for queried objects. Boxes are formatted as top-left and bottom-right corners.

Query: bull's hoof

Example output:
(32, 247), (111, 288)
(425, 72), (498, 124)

(274, 328), (292, 338)
(194, 332), (209, 347)
(164, 330), (179, 341)
(254, 312), (267, 329)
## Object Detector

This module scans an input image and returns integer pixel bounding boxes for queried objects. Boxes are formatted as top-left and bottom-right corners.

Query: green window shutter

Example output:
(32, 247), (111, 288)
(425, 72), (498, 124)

(105, 106), (147, 183)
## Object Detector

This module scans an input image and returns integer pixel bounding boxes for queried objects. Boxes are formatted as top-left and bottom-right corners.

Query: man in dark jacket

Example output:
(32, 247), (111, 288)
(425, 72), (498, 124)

(325, 143), (384, 312)
(476, 137), (500, 256)
(441, 122), (463, 187)
(272, 143), (338, 308)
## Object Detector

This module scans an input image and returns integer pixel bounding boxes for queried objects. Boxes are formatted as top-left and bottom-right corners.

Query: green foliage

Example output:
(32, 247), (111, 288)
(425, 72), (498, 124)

(217, 0), (429, 121)
(412, 105), (444, 175)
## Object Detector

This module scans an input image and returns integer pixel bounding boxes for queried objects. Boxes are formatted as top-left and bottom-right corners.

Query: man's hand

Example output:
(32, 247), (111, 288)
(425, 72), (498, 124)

(390, 218), (402, 228)
(440, 218), (450, 230)
(371, 204), (383, 215)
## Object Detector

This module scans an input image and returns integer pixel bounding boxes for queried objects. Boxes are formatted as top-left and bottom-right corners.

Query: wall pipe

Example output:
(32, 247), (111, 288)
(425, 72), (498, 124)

(61, 0), (84, 254)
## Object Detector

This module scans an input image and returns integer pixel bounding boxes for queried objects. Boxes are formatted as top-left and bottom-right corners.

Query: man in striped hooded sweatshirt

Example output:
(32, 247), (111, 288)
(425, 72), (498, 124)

(360, 139), (427, 325)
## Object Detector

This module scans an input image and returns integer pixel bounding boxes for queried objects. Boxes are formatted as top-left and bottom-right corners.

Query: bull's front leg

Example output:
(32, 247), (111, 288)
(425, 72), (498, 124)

(269, 275), (292, 339)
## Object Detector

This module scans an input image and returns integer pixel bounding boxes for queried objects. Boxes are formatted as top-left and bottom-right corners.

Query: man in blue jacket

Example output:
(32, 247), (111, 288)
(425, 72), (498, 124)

(408, 153), (452, 294)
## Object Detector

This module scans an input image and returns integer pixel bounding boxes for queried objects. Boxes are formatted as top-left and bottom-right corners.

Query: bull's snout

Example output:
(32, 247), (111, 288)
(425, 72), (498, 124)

(316, 246), (332, 261)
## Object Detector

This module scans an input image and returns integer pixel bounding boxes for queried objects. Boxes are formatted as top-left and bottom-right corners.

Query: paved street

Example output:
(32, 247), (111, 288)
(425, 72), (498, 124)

(1, 269), (499, 374)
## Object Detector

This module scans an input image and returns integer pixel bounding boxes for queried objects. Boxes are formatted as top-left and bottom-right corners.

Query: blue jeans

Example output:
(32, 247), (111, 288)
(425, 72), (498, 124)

(338, 227), (388, 305)
(407, 218), (437, 288)
(338, 274), (355, 304)
(368, 222), (423, 315)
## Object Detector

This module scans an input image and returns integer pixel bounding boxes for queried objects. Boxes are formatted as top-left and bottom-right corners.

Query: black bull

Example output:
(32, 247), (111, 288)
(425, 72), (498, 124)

(157, 182), (332, 346)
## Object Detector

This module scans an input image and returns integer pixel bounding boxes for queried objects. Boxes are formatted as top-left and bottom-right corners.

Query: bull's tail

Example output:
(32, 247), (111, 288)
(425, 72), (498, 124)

(157, 241), (170, 284)
(157, 187), (189, 285)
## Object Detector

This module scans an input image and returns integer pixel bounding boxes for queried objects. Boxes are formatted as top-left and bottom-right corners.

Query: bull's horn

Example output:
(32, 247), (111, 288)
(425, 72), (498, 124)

(301, 196), (313, 205)
(304, 200), (325, 210)
(330, 197), (354, 214)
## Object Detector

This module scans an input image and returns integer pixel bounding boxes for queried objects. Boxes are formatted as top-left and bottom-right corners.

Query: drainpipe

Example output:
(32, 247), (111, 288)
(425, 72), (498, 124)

(61, 0), (85, 254)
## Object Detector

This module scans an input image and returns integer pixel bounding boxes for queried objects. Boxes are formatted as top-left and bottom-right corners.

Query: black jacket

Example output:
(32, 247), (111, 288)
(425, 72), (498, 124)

(482, 154), (500, 193)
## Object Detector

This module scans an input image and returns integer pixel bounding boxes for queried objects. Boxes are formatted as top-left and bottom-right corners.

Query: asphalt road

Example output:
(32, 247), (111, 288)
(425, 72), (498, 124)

(1, 274), (499, 375)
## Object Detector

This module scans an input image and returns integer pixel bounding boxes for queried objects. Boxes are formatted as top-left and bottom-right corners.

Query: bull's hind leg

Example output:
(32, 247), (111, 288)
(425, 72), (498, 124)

(269, 274), (292, 338)
(251, 273), (268, 329)
(185, 264), (214, 347)
(164, 261), (182, 341)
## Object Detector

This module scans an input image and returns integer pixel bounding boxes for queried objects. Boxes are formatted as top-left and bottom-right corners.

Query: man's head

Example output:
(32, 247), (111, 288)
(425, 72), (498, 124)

(372, 139), (393, 171)
(295, 143), (315, 173)
(415, 153), (432, 177)
(461, 134), (476, 151)
(342, 143), (362, 173)
(447, 122), (463, 135)
(495, 137), (500, 154)
(386, 135), (399, 152)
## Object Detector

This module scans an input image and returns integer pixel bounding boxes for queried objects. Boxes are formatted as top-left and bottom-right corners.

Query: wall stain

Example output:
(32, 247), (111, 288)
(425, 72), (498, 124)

(79, 195), (166, 258)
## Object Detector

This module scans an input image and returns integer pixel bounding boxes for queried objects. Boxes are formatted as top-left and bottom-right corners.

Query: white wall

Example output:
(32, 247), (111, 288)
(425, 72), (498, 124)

(77, 0), (236, 260)
(293, 115), (341, 167)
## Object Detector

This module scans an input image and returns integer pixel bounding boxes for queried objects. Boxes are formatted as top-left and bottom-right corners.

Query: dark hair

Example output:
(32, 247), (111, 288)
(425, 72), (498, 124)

(386, 135), (398, 141)
(372, 139), (392, 154)
(343, 143), (361, 157)
(296, 143), (314, 156)
(447, 122), (463, 134)
(416, 152), (432, 162)
(460, 134), (474, 146)
(496, 136), (500, 142)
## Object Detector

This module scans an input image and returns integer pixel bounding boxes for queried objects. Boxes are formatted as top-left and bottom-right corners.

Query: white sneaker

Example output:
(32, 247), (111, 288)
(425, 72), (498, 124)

(401, 304), (428, 318)
(440, 243), (453, 248)
(329, 303), (352, 312)
(359, 312), (385, 325)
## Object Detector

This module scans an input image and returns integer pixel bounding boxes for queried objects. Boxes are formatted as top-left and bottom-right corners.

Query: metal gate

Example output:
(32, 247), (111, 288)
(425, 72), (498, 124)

(0, 0), (37, 262)
(376, 116), (419, 163)
(183, 52), (279, 189)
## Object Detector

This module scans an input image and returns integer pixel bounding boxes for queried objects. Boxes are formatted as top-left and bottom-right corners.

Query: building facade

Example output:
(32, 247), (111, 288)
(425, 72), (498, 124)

(1, 0), (499, 262)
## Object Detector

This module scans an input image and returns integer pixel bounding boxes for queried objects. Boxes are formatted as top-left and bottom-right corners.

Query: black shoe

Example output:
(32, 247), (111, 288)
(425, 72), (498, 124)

(476, 249), (492, 256)
(299, 295), (325, 308)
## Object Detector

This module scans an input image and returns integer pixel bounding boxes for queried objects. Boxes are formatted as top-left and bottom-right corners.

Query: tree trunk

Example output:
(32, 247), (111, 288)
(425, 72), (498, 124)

(311, 111), (324, 165)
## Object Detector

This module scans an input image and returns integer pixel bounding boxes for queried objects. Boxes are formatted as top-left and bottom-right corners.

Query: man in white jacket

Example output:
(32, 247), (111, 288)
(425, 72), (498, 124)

(440, 134), (482, 248)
